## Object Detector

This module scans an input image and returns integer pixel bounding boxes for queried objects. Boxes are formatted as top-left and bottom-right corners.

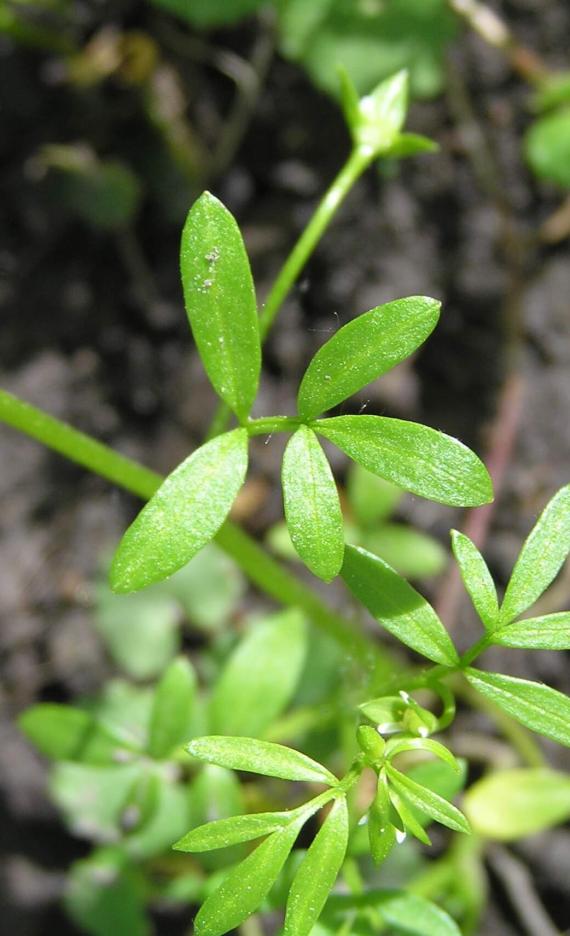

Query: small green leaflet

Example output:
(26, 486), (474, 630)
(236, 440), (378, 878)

(370, 890), (462, 936)
(385, 736), (460, 773)
(282, 426), (344, 580)
(464, 768), (570, 841)
(180, 192), (261, 419)
(187, 736), (338, 785)
(194, 819), (303, 936)
(386, 765), (471, 834)
(369, 777), (396, 864)
(315, 416), (492, 507)
(342, 545), (458, 665)
(173, 810), (293, 852)
(466, 668), (570, 747)
(388, 781), (431, 845)
(19, 704), (92, 760)
(297, 297), (440, 421)
(110, 429), (248, 593)
(524, 107), (570, 190)
(500, 484), (570, 623)
(492, 612), (570, 650)
(451, 530), (499, 631)
(147, 658), (196, 759)
(284, 797), (349, 936)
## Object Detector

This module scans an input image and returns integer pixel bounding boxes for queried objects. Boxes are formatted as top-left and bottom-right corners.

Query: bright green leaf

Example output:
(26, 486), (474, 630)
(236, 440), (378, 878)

(110, 429), (248, 593)
(451, 530), (498, 631)
(347, 464), (402, 527)
(187, 736), (338, 785)
(124, 779), (190, 860)
(353, 69), (410, 154)
(298, 297), (440, 421)
(525, 107), (570, 190)
(493, 612), (570, 650)
(465, 668), (570, 748)
(316, 416), (493, 507)
(66, 849), (149, 936)
(148, 657), (196, 759)
(464, 768), (570, 840)
(19, 704), (92, 760)
(372, 890), (462, 936)
(282, 426), (344, 580)
(359, 695), (407, 732)
(386, 765), (471, 834)
(386, 737), (460, 773)
(187, 765), (244, 871)
(369, 777), (396, 864)
(180, 191), (260, 419)
(342, 545), (458, 665)
(174, 810), (294, 853)
(386, 133), (439, 159)
(364, 524), (447, 579)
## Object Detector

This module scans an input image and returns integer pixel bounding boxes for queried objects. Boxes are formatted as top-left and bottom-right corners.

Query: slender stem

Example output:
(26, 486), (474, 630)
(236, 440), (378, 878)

(246, 415), (301, 436)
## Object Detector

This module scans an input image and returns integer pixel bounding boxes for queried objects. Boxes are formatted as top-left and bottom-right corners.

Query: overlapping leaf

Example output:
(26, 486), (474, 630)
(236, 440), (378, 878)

(187, 736), (338, 785)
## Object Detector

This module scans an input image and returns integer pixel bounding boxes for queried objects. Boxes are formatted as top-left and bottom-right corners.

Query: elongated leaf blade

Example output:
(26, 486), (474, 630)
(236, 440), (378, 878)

(388, 784), (431, 845)
(451, 530), (498, 631)
(284, 797), (349, 936)
(173, 810), (293, 852)
(500, 484), (570, 623)
(148, 658), (196, 759)
(110, 429), (248, 593)
(315, 415), (492, 507)
(180, 192), (260, 419)
(369, 777), (396, 864)
(194, 820), (302, 936)
(386, 737), (460, 772)
(465, 668), (570, 748)
(187, 736), (338, 785)
(464, 768), (570, 840)
(282, 426), (344, 580)
(297, 297), (440, 420)
(342, 545), (458, 665)
(374, 891), (462, 936)
(493, 612), (570, 650)
(386, 765), (471, 834)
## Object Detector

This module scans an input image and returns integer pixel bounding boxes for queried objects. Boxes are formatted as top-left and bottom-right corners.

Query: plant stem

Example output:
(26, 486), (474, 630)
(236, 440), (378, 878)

(246, 415), (301, 436)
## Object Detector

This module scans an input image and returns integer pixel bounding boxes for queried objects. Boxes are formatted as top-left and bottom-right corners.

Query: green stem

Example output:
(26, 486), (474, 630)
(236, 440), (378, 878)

(246, 415), (302, 436)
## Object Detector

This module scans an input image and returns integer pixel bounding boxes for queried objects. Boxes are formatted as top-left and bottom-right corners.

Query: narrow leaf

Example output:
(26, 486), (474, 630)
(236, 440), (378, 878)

(148, 658), (196, 759)
(388, 783), (431, 845)
(451, 530), (498, 631)
(324, 891), (462, 936)
(173, 810), (293, 852)
(297, 297), (440, 421)
(110, 429), (248, 593)
(464, 768), (570, 840)
(386, 765), (471, 834)
(493, 612), (570, 650)
(282, 426), (344, 580)
(180, 191), (260, 419)
(369, 777), (396, 864)
(284, 797), (349, 936)
(342, 545), (458, 665)
(315, 415), (492, 507)
(466, 668), (570, 748)
(500, 484), (570, 623)
(187, 736), (338, 786)
(386, 737), (460, 772)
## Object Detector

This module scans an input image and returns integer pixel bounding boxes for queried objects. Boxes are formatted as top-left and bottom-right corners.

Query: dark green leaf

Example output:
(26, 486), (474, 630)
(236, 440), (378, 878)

(525, 107), (570, 190)
(174, 810), (294, 852)
(466, 668), (570, 748)
(150, 0), (265, 27)
(180, 191), (260, 419)
(148, 658), (196, 759)
(316, 415), (492, 507)
(342, 545), (458, 665)
(464, 768), (570, 840)
(284, 797), (349, 936)
(19, 704), (92, 760)
(110, 429), (248, 593)
(187, 736), (338, 785)
(451, 530), (498, 631)
(493, 612), (570, 650)
(369, 777), (396, 864)
(386, 765), (471, 834)
(282, 426), (344, 580)
(66, 849), (149, 936)
(298, 297), (440, 421)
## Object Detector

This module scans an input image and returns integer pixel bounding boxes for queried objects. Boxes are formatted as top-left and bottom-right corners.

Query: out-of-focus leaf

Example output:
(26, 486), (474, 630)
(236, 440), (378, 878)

(347, 464), (402, 527)
(95, 587), (180, 679)
(149, 0), (265, 28)
(66, 849), (149, 936)
(125, 777), (190, 860)
(525, 107), (570, 190)
(19, 704), (92, 760)
(160, 544), (244, 632)
(148, 658), (196, 759)
(363, 524), (447, 579)
(50, 762), (142, 841)
(464, 768), (570, 840)
(326, 889), (462, 935)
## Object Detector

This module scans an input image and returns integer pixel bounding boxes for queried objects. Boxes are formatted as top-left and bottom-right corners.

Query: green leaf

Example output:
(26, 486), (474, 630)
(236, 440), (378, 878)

(194, 820), (303, 936)
(525, 106), (570, 190)
(161, 544), (244, 632)
(95, 586), (180, 679)
(492, 612), (570, 650)
(451, 530), (498, 631)
(19, 704), (92, 760)
(464, 768), (570, 841)
(148, 658), (196, 759)
(124, 779), (190, 860)
(386, 133), (439, 159)
(284, 797), (349, 936)
(298, 297), (440, 421)
(347, 464), (402, 527)
(50, 762), (142, 841)
(110, 429), (248, 593)
(180, 191), (260, 419)
(66, 849), (149, 936)
(387, 775), (431, 846)
(341, 545), (458, 665)
(210, 609), (307, 736)
(353, 69), (410, 154)
(359, 695), (407, 733)
(316, 416), (493, 507)
(282, 426), (344, 580)
(406, 758), (468, 804)
(174, 810), (295, 853)
(465, 668), (570, 748)
(386, 765), (471, 834)
(187, 736), (338, 785)
(372, 890), (462, 936)
(369, 777), (396, 864)
(500, 484), (570, 623)
(363, 524), (447, 579)
(150, 0), (265, 27)
(385, 737), (460, 773)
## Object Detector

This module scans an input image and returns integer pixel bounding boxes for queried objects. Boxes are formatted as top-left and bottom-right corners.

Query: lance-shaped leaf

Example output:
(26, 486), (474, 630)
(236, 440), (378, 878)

(369, 890), (462, 936)
(388, 782), (431, 845)
(369, 776), (396, 864)
(173, 810), (294, 852)
(282, 426), (344, 580)
(465, 668), (570, 748)
(386, 765), (471, 834)
(500, 484), (570, 623)
(110, 429), (248, 593)
(297, 297), (440, 421)
(464, 768), (570, 841)
(284, 797), (349, 936)
(194, 818), (303, 936)
(148, 658), (196, 759)
(342, 545), (458, 665)
(451, 530), (499, 631)
(187, 736), (338, 785)
(492, 612), (570, 650)
(385, 737), (460, 773)
(180, 192), (260, 419)
(315, 416), (492, 507)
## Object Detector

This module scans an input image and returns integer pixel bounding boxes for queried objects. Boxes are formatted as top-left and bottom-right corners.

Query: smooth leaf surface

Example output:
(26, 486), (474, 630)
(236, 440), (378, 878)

(282, 426), (344, 580)
(500, 484), (570, 623)
(466, 668), (570, 747)
(347, 465), (402, 527)
(210, 609), (307, 736)
(95, 587), (180, 679)
(284, 797), (349, 936)
(148, 658), (196, 759)
(451, 530), (499, 631)
(19, 704), (92, 760)
(464, 768), (570, 840)
(369, 777), (396, 864)
(50, 763), (142, 841)
(316, 416), (492, 507)
(180, 192), (260, 418)
(493, 612), (570, 650)
(110, 429), (248, 593)
(66, 849), (149, 936)
(386, 737), (460, 772)
(297, 297), (440, 420)
(363, 524), (447, 579)
(342, 545), (458, 665)
(386, 766), (471, 834)
(174, 810), (294, 853)
(187, 736), (338, 785)
(525, 107), (570, 190)
(388, 783), (431, 845)
(372, 890), (462, 936)
(125, 778), (190, 861)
